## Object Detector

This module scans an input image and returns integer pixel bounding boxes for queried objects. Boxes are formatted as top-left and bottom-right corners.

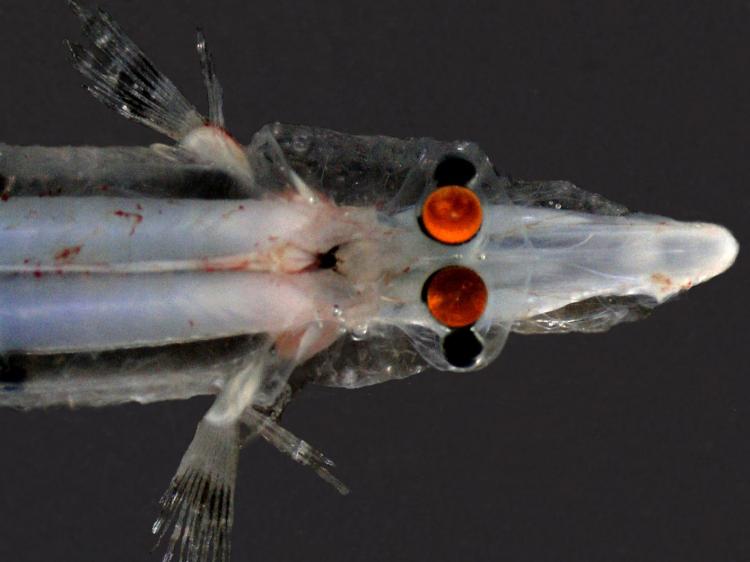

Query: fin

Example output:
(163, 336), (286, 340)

(204, 326), (330, 425)
(66, 0), (204, 140)
(150, 324), (345, 561)
(196, 30), (225, 129)
(154, 419), (239, 562)
(65, 2), (254, 192)
(244, 408), (350, 495)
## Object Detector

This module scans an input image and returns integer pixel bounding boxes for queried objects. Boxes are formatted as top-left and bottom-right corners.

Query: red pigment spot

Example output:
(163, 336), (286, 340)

(23, 258), (30, 265)
(56, 269), (64, 276)
(206, 124), (241, 144)
(33, 271), (42, 278)
(228, 260), (250, 271)
(98, 184), (110, 192)
(113, 210), (144, 236)
(221, 204), (247, 220)
(54, 245), (83, 262)
(1, 193), (9, 202)
(651, 273), (673, 291)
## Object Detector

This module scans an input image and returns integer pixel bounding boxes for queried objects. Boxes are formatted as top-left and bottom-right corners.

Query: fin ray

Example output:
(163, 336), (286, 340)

(154, 420), (238, 562)
(67, 1), (204, 140)
(196, 29), (225, 128)
(245, 409), (350, 495)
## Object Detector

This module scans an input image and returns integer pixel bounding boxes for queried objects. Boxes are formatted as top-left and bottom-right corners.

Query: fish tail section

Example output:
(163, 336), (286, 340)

(66, 0), (205, 140)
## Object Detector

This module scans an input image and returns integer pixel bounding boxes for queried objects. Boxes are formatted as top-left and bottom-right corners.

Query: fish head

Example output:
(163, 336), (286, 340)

(345, 143), (739, 372)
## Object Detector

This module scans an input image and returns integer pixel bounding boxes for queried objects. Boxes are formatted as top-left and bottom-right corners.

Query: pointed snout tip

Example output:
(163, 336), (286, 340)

(699, 222), (739, 280)
(647, 220), (738, 301)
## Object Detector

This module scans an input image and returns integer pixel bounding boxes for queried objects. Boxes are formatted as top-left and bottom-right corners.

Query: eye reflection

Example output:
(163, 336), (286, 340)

(420, 186), (482, 245)
(424, 266), (488, 328)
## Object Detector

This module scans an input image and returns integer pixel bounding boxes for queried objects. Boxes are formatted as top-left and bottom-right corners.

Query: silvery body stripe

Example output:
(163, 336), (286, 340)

(0, 271), (325, 353)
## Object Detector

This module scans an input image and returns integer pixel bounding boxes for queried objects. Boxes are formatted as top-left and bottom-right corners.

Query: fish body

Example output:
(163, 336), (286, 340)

(0, 3), (738, 561)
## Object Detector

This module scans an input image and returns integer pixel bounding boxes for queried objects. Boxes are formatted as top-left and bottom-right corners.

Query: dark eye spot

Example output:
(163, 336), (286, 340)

(434, 157), (476, 187)
(442, 328), (483, 368)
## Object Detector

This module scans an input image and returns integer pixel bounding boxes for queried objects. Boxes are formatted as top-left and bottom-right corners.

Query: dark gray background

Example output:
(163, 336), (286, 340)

(0, 1), (748, 561)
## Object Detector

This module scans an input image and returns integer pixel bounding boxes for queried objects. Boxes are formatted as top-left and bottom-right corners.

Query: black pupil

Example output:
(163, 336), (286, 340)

(434, 157), (477, 187)
(442, 328), (483, 368)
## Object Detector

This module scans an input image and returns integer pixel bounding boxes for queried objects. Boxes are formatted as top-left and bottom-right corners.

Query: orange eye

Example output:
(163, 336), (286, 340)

(421, 186), (482, 244)
(425, 266), (488, 328)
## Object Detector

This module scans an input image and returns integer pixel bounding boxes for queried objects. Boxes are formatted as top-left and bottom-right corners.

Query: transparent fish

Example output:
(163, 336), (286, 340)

(0, 3), (739, 562)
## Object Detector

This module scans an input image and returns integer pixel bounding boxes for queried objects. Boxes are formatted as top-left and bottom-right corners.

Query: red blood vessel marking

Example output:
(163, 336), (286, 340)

(113, 210), (144, 236)
(54, 245), (83, 262)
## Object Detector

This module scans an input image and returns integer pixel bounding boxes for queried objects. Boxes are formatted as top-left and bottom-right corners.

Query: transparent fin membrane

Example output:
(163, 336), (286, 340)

(66, 0), (204, 140)
(153, 420), (239, 562)
(196, 29), (225, 128)
(244, 409), (350, 495)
